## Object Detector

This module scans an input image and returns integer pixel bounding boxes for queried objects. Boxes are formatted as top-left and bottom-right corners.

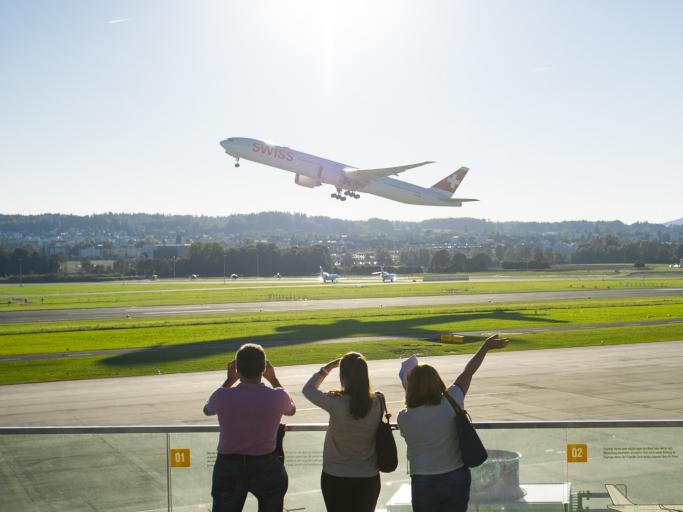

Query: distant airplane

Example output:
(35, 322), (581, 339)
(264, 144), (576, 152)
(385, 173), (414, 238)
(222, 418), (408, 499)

(220, 137), (477, 207)
(606, 484), (683, 512)
(372, 266), (396, 282)
(319, 266), (339, 283)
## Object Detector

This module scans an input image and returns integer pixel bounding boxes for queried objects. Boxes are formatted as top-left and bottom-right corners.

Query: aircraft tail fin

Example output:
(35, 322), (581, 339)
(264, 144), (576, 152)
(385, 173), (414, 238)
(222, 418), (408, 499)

(431, 167), (469, 195)
(606, 485), (632, 506)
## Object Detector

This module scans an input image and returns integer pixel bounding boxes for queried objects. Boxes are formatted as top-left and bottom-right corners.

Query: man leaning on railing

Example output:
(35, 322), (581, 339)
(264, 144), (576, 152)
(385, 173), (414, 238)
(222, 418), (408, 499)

(203, 343), (297, 512)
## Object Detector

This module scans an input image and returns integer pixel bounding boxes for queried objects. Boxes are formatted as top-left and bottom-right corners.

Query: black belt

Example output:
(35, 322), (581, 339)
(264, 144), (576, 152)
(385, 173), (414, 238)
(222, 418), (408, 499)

(217, 452), (274, 461)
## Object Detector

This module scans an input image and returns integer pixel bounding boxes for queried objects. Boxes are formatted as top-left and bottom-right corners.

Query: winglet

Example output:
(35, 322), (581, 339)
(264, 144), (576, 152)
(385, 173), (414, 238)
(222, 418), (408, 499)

(431, 167), (469, 195)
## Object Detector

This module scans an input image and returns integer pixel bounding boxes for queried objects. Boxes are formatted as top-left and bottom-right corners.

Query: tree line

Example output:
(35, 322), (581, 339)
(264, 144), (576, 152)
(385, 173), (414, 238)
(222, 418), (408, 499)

(0, 247), (61, 277)
(129, 242), (333, 278)
(571, 235), (683, 264)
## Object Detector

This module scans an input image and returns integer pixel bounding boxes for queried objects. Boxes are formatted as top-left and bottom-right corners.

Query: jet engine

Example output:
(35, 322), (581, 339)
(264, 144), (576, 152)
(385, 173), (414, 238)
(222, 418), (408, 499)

(295, 174), (321, 188)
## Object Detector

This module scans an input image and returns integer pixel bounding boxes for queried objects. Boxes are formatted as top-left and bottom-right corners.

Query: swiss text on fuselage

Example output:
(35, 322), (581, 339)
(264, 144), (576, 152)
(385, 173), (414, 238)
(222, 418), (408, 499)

(252, 142), (294, 162)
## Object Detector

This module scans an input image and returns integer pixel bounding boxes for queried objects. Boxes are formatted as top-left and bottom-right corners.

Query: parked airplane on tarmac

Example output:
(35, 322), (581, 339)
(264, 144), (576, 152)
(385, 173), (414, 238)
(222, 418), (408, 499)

(319, 266), (339, 283)
(372, 266), (397, 282)
(220, 137), (477, 207)
(606, 484), (683, 512)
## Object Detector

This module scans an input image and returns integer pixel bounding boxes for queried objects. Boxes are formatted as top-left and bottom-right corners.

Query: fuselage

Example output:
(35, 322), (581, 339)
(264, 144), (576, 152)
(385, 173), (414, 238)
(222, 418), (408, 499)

(220, 137), (465, 206)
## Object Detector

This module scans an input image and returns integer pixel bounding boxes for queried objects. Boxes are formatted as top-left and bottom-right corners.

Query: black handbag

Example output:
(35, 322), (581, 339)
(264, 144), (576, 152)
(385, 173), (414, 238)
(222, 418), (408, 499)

(444, 393), (488, 467)
(375, 392), (398, 472)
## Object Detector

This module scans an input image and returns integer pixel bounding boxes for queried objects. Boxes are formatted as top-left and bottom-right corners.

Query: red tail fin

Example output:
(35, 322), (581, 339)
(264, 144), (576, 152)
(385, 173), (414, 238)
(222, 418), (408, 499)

(431, 167), (469, 195)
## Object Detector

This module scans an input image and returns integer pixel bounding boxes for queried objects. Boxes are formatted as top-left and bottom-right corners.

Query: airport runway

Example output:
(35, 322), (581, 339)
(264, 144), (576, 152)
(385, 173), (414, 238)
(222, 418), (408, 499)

(3, 340), (683, 426)
(1, 287), (682, 323)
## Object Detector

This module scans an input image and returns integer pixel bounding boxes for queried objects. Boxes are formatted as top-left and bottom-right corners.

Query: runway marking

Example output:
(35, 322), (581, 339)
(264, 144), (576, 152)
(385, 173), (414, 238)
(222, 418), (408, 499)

(142, 309), (236, 315)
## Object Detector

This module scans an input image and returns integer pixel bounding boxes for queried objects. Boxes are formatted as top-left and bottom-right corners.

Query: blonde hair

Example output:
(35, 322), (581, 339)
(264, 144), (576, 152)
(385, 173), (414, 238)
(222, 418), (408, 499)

(405, 364), (446, 408)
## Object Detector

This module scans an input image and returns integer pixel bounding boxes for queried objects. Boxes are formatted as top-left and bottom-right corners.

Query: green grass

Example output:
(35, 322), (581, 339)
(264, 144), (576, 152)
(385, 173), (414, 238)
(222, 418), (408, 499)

(1, 322), (682, 385)
(1, 274), (683, 311)
(1, 296), (682, 356)
(1, 295), (683, 384)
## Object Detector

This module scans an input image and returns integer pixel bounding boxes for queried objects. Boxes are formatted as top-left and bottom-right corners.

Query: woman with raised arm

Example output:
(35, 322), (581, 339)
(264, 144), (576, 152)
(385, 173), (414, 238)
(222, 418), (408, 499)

(302, 352), (383, 512)
(397, 334), (510, 512)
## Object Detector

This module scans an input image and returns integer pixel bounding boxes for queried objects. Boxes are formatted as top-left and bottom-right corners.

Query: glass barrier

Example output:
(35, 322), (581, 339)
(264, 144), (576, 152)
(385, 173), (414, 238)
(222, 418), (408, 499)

(0, 431), (168, 512)
(1, 422), (682, 512)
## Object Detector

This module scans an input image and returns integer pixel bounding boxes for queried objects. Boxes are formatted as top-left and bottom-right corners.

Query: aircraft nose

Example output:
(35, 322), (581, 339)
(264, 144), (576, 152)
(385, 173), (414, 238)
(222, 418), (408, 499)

(220, 139), (231, 150)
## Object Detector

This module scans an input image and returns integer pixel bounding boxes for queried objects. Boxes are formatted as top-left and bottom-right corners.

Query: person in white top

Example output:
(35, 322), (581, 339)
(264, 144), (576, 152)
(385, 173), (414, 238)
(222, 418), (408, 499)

(397, 334), (510, 512)
(302, 352), (382, 512)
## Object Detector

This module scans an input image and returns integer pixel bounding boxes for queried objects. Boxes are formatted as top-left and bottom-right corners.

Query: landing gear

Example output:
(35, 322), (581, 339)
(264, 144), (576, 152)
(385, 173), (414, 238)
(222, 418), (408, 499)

(234, 157), (240, 168)
(331, 189), (358, 201)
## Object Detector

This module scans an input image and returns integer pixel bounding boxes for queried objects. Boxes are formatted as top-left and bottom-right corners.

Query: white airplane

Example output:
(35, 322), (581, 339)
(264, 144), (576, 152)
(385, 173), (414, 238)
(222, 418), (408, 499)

(372, 266), (396, 282)
(219, 137), (477, 207)
(606, 484), (683, 512)
(319, 266), (339, 283)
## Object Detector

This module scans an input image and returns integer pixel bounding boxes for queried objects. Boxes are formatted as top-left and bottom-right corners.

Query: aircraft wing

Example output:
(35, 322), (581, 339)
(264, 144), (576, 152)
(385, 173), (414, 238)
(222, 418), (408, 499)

(344, 161), (435, 186)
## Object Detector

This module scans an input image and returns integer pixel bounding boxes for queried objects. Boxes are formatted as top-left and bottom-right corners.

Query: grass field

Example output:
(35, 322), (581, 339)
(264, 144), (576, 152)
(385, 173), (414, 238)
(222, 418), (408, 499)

(1, 273), (682, 311)
(1, 322), (682, 385)
(1, 295), (682, 384)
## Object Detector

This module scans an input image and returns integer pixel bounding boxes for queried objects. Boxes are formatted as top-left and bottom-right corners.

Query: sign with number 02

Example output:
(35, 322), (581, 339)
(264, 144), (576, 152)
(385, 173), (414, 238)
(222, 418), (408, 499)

(567, 444), (588, 463)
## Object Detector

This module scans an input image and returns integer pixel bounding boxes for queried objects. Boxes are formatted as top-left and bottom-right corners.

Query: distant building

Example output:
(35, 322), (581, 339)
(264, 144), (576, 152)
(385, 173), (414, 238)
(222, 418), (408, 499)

(79, 247), (102, 259)
(45, 246), (68, 257)
(111, 246), (144, 259)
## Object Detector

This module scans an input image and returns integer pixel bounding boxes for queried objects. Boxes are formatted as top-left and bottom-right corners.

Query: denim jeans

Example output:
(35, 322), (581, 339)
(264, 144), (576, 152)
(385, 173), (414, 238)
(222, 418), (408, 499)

(211, 454), (288, 512)
(411, 466), (471, 512)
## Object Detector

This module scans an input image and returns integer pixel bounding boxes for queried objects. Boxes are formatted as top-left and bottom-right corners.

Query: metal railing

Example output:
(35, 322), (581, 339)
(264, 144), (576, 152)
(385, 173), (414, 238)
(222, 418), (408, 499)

(2, 419), (683, 434)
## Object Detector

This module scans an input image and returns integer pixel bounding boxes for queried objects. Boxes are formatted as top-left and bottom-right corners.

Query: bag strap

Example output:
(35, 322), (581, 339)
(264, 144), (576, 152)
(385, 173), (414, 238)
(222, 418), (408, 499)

(443, 392), (466, 416)
(375, 391), (391, 424)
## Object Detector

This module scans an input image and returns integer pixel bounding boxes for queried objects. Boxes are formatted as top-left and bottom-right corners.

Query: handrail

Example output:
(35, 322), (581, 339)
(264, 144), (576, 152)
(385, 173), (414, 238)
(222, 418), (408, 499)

(2, 419), (683, 435)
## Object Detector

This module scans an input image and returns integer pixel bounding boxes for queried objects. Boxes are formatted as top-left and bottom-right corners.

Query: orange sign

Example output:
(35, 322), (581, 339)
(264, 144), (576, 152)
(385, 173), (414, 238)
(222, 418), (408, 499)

(170, 448), (191, 468)
(567, 443), (588, 463)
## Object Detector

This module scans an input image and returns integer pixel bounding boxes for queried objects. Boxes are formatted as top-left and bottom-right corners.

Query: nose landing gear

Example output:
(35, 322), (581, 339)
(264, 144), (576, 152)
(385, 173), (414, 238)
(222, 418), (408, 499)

(234, 157), (240, 168)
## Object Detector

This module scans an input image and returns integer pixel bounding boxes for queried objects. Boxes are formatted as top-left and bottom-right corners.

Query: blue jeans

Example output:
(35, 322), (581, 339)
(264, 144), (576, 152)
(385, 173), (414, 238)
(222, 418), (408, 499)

(211, 454), (288, 512)
(411, 466), (471, 512)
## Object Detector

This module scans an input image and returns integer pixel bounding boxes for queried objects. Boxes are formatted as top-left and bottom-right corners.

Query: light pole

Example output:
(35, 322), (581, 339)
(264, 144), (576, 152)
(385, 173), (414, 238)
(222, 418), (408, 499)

(223, 253), (227, 284)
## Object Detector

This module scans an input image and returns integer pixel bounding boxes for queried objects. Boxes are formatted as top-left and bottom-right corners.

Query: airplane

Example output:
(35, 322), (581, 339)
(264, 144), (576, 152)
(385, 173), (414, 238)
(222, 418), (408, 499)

(372, 265), (396, 282)
(319, 266), (339, 283)
(219, 137), (477, 207)
(606, 484), (683, 512)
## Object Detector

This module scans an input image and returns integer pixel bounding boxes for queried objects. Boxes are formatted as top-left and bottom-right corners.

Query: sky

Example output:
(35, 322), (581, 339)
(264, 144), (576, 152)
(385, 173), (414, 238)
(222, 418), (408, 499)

(1, 0), (682, 224)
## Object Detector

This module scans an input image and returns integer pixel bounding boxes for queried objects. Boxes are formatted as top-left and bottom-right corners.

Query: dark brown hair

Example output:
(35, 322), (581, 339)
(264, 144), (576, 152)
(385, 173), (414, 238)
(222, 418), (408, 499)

(405, 364), (447, 408)
(235, 343), (266, 379)
(339, 352), (373, 419)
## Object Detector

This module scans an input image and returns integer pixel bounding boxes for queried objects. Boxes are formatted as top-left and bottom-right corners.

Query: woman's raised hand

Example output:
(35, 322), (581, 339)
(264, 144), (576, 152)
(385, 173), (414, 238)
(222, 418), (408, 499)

(484, 334), (510, 350)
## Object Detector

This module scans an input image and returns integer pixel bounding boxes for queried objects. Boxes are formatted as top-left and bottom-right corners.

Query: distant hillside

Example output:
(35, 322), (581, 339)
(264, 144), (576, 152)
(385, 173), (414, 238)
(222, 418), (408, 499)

(666, 217), (683, 226)
(0, 212), (680, 243)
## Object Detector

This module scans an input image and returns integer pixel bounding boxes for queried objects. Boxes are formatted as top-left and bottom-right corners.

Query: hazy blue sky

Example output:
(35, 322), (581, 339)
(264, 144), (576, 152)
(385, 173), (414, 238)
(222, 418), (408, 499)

(1, 1), (681, 223)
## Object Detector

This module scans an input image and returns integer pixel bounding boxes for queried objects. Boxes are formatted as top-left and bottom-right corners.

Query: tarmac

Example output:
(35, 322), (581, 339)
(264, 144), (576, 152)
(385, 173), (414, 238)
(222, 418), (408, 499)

(3, 340), (683, 426)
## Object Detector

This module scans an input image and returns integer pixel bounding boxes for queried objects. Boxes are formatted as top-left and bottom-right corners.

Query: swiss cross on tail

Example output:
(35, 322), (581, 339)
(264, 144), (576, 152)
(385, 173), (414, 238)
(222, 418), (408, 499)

(431, 167), (469, 195)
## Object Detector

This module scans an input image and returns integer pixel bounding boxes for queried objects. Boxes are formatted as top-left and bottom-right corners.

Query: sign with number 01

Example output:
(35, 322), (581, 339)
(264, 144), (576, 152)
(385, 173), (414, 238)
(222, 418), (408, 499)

(170, 448), (191, 468)
(567, 443), (588, 463)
